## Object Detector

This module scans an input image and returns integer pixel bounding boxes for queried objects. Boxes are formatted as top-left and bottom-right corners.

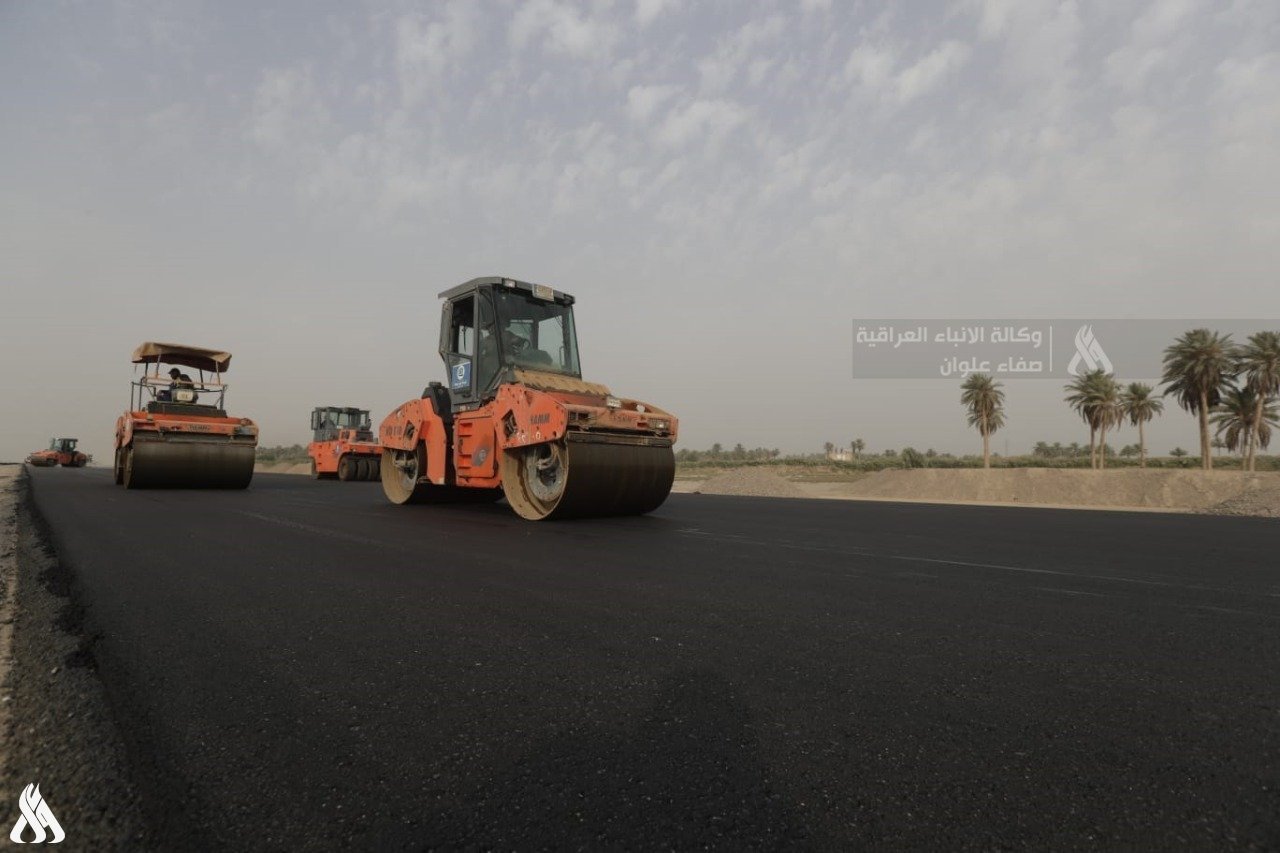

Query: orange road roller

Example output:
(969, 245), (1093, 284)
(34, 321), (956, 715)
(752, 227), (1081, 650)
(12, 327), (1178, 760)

(307, 406), (382, 481)
(26, 438), (87, 468)
(113, 342), (258, 489)
(380, 277), (679, 520)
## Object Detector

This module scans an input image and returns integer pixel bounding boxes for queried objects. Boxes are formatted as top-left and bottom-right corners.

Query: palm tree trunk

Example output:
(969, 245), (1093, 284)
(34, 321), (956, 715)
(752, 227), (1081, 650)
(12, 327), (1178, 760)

(1249, 397), (1263, 473)
(1199, 391), (1211, 470)
(1089, 425), (1097, 470)
(1139, 420), (1146, 469)
(982, 414), (990, 469)
(1099, 424), (1107, 469)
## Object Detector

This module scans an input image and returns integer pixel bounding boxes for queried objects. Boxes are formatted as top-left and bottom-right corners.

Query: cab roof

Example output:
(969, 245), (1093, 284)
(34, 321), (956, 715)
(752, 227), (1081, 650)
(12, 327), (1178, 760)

(131, 342), (233, 372)
(438, 276), (575, 306)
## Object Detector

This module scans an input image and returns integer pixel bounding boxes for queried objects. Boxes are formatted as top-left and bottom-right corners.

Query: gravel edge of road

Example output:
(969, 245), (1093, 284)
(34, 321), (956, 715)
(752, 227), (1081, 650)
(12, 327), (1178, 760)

(0, 467), (152, 850)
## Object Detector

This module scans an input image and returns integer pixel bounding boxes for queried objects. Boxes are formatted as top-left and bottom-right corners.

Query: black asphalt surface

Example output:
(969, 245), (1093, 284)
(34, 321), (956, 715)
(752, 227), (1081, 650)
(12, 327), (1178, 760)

(27, 467), (1280, 849)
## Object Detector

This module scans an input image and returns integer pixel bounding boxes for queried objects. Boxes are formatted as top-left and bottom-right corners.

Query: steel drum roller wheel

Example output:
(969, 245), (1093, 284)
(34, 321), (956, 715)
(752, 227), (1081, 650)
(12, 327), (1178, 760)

(122, 441), (254, 489)
(381, 446), (502, 505)
(382, 447), (425, 503)
(500, 439), (675, 521)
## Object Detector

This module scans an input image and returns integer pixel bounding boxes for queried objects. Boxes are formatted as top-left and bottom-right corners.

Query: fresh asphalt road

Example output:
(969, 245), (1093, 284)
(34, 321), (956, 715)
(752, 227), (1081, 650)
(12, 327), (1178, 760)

(26, 467), (1280, 849)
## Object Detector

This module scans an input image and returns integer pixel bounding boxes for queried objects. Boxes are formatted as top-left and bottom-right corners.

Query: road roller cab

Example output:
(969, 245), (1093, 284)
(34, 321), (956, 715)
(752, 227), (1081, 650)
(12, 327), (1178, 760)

(306, 406), (382, 481)
(113, 342), (258, 489)
(379, 277), (678, 520)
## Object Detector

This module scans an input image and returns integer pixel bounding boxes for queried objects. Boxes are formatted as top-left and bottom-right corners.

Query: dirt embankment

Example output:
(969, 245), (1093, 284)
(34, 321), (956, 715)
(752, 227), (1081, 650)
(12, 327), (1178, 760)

(685, 467), (1280, 517)
(0, 465), (150, 847)
(254, 462), (311, 476)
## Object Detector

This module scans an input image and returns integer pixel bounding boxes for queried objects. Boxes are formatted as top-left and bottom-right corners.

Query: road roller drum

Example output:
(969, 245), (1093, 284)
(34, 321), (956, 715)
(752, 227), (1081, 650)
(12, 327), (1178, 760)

(500, 439), (674, 520)
(124, 440), (255, 489)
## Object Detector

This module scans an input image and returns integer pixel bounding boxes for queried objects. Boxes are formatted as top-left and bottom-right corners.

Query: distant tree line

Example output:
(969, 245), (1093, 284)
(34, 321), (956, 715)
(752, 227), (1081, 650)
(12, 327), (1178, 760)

(675, 444), (781, 463)
(957, 329), (1279, 471)
(256, 444), (310, 464)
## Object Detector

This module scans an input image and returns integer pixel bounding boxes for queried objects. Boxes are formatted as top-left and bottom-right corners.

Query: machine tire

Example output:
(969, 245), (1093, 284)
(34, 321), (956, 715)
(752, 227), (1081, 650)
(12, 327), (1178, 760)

(310, 458), (321, 480)
(359, 458), (376, 480)
(337, 455), (356, 482)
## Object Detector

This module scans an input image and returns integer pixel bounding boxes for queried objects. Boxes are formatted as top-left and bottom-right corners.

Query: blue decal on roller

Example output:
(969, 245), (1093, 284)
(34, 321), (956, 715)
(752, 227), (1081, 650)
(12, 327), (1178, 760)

(451, 360), (471, 390)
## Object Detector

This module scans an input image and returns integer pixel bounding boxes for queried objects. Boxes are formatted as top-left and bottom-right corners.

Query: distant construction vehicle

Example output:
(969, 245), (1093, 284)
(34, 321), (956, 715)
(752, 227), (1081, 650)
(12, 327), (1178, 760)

(379, 276), (678, 519)
(113, 342), (258, 489)
(27, 438), (88, 468)
(307, 406), (382, 481)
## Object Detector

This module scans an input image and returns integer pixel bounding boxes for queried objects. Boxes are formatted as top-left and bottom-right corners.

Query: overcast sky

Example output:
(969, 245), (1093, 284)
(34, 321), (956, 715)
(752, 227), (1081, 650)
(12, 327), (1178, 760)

(3, 0), (1279, 463)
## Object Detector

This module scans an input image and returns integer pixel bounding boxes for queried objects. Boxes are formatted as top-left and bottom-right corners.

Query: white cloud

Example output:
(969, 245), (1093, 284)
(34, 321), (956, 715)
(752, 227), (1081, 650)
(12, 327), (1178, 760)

(246, 66), (328, 152)
(845, 39), (970, 103)
(655, 98), (751, 148)
(844, 43), (896, 90)
(975, 0), (1019, 38)
(509, 0), (619, 60)
(626, 84), (680, 122)
(697, 16), (787, 93)
(394, 3), (480, 108)
(894, 40), (971, 102)
(635, 0), (675, 27)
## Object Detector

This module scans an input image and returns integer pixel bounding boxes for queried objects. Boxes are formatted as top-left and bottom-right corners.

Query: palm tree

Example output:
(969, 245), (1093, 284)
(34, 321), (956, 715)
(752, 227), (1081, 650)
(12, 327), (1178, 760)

(960, 373), (1005, 469)
(1212, 388), (1278, 462)
(1065, 373), (1099, 468)
(1234, 331), (1280, 472)
(1095, 374), (1122, 469)
(1065, 370), (1122, 469)
(850, 438), (865, 458)
(1120, 382), (1163, 468)
(1162, 329), (1235, 470)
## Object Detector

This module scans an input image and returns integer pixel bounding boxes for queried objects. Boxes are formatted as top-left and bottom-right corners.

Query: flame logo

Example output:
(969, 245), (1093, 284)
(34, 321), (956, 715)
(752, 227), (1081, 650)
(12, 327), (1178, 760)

(9, 784), (65, 844)
(1066, 324), (1114, 376)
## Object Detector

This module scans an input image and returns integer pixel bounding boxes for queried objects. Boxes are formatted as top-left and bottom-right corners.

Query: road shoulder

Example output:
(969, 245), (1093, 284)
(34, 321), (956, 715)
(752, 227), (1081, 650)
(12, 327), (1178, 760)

(0, 466), (150, 849)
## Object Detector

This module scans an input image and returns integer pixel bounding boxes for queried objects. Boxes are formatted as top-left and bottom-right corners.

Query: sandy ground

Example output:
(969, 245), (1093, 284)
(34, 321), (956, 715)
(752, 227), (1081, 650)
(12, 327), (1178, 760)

(259, 459), (1280, 517)
(682, 467), (1280, 517)
(254, 462), (311, 475)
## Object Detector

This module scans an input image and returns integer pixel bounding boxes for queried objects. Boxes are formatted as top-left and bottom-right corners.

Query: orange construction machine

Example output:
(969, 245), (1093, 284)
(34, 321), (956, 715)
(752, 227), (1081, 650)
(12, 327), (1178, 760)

(307, 406), (382, 481)
(379, 276), (678, 520)
(113, 342), (258, 489)
(26, 438), (88, 468)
